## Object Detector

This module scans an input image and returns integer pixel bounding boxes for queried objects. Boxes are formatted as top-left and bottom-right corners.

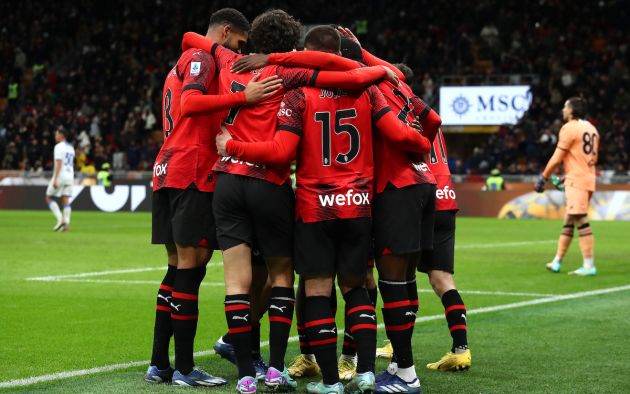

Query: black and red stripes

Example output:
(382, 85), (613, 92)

(379, 279), (415, 369)
(441, 289), (468, 351)
(268, 287), (295, 370)
(150, 265), (177, 370)
(225, 294), (255, 378)
(305, 296), (339, 385)
(344, 288), (377, 374)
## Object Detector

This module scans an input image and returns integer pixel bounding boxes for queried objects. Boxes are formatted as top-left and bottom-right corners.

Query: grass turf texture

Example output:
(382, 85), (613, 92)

(0, 210), (629, 393)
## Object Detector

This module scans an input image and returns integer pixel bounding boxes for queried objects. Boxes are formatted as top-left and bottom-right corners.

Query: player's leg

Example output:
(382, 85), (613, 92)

(337, 218), (377, 393)
(214, 174), (258, 390)
(546, 213), (575, 273)
(169, 186), (226, 386)
(287, 276), (321, 378)
(373, 185), (427, 392)
(296, 220), (343, 393)
(569, 212), (596, 276)
(146, 189), (177, 383)
(421, 210), (471, 372)
(250, 256), (271, 379)
(60, 194), (71, 231)
(45, 182), (63, 231)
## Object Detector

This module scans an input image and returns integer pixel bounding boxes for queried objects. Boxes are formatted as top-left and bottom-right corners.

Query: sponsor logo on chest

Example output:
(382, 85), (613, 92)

(318, 189), (370, 207)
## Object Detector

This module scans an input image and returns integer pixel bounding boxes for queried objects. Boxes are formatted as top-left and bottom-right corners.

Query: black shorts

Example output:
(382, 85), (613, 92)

(213, 173), (295, 257)
(295, 217), (372, 278)
(373, 183), (436, 256)
(151, 185), (218, 249)
(418, 210), (456, 274)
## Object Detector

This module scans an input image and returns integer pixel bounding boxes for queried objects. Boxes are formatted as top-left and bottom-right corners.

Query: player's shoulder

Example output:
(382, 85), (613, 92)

(177, 48), (214, 69)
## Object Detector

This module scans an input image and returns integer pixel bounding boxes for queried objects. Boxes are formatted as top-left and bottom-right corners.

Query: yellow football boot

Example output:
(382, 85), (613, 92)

(375, 341), (394, 360)
(338, 356), (357, 381)
(426, 349), (471, 371)
(287, 354), (320, 378)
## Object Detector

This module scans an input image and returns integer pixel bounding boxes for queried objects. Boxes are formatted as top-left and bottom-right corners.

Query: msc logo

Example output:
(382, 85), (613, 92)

(451, 95), (471, 116)
(436, 185), (456, 200)
(277, 101), (293, 117)
(153, 163), (168, 177)
(318, 189), (370, 207)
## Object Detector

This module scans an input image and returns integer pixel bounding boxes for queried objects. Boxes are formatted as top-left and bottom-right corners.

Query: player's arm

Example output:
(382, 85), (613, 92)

(218, 89), (305, 165)
(181, 75), (282, 117)
(411, 95), (441, 143)
(536, 126), (570, 192)
(181, 32), (241, 69)
(369, 86), (432, 154)
(336, 26), (406, 81)
(230, 51), (362, 73)
(52, 146), (62, 187)
(279, 66), (397, 91)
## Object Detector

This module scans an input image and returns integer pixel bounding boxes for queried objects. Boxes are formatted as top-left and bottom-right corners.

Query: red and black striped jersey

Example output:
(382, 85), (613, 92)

(278, 85), (390, 223)
(373, 80), (438, 193)
(428, 128), (458, 211)
(153, 48), (222, 192)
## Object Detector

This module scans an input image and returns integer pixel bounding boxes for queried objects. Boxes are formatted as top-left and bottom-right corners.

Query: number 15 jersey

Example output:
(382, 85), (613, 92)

(279, 85), (391, 223)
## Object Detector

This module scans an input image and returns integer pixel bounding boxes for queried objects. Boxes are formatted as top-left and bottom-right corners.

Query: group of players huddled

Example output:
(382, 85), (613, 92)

(146, 8), (470, 394)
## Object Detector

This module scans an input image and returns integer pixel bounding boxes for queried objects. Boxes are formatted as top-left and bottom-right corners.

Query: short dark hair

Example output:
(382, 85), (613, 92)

(56, 127), (70, 139)
(250, 9), (303, 54)
(208, 8), (250, 33)
(567, 96), (587, 119)
(304, 25), (340, 53)
(394, 63), (414, 82)
(340, 37), (363, 62)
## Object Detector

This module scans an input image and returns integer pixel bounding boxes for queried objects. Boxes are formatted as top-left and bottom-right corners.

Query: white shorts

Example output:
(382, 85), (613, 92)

(46, 180), (74, 198)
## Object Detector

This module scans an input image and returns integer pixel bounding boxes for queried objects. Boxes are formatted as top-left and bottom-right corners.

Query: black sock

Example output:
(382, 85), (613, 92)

(150, 265), (177, 369)
(296, 278), (312, 355)
(251, 322), (261, 360)
(379, 279), (414, 369)
(342, 330), (356, 357)
(305, 296), (338, 385)
(225, 294), (255, 378)
(368, 287), (378, 307)
(222, 332), (233, 345)
(406, 277), (419, 334)
(172, 266), (206, 374)
(268, 287), (295, 370)
(344, 288), (377, 374)
(442, 289), (468, 352)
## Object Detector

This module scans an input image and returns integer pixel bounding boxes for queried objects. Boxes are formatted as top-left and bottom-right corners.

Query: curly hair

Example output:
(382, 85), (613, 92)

(249, 9), (303, 54)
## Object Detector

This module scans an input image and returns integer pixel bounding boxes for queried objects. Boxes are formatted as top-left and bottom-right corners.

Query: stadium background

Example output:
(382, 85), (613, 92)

(1, 1), (630, 393)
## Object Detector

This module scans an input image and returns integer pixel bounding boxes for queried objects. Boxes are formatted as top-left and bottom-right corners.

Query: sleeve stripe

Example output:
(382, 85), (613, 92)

(210, 43), (218, 57)
(182, 84), (207, 94)
(308, 70), (320, 86)
(277, 124), (302, 136)
(373, 107), (392, 123)
(416, 105), (431, 120)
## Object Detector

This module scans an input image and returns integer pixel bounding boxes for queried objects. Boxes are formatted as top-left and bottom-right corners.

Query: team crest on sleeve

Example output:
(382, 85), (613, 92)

(190, 62), (201, 76)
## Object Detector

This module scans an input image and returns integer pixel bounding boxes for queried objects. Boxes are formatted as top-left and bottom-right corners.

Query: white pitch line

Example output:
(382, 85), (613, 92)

(455, 239), (555, 249)
(26, 262), (223, 281)
(2, 283), (629, 389)
(417, 289), (556, 297)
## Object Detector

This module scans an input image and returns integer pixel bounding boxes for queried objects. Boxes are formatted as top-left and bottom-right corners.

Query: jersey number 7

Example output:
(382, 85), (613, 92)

(225, 81), (247, 125)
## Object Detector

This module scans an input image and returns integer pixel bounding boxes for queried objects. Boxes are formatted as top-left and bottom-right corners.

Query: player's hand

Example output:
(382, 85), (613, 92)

(53, 179), (58, 189)
(411, 119), (423, 134)
(534, 175), (547, 193)
(244, 74), (283, 104)
(336, 26), (361, 47)
(231, 54), (270, 73)
(382, 66), (400, 85)
(215, 125), (233, 156)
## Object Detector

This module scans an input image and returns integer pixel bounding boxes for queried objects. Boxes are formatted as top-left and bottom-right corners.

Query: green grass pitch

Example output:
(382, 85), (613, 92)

(1, 210), (629, 393)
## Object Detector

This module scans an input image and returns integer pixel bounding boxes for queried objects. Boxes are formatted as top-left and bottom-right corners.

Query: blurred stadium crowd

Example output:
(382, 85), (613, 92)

(0, 0), (628, 176)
